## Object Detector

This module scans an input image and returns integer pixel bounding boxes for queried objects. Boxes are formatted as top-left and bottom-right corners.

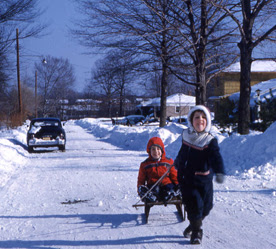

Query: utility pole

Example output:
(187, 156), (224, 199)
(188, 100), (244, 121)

(16, 28), (22, 123)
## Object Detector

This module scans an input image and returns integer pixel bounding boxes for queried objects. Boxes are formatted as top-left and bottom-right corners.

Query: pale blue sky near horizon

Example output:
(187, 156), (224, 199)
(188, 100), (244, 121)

(17, 0), (276, 94)
(20, 0), (97, 92)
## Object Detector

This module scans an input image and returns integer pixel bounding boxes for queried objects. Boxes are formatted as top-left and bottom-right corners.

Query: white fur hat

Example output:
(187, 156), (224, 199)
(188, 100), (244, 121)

(187, 105), (212, 132)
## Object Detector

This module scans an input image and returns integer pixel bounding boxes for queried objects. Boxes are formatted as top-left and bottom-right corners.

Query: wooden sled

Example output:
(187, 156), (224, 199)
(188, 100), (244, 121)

(133, 196), (185, 224)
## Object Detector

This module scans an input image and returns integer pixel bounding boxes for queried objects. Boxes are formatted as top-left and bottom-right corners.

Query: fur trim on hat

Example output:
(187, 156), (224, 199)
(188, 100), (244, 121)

(187, 105), (212, 133)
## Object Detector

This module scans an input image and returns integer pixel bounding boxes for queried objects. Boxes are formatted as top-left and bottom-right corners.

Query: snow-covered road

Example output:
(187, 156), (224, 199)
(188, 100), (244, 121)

(0, 122), (275, 249)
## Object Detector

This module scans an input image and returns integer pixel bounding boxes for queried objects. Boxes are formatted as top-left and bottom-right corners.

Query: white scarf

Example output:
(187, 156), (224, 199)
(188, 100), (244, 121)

(182, 128), (214, 149)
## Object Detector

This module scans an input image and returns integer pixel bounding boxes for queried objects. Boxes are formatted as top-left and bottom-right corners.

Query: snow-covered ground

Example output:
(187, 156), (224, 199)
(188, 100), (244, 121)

(0, 119), (275, 249)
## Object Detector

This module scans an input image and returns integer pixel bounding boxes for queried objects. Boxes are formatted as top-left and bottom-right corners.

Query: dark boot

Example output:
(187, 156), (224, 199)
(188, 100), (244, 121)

(190, 219), (203, 244)
(191, 228), (203, 244)
(183, 224), (192, 238)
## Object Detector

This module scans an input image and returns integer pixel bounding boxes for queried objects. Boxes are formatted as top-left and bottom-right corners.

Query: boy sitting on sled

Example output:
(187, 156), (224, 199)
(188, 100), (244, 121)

(137, 137), (180, 203)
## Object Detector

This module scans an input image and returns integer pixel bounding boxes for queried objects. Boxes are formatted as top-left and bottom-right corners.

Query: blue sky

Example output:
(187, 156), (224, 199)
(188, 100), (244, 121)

(20, 0), (96, 92)
(18, 0), (275, 94)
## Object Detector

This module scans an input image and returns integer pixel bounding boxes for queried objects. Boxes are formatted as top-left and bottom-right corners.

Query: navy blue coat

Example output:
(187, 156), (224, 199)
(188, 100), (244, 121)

(175, 137), (225, 221)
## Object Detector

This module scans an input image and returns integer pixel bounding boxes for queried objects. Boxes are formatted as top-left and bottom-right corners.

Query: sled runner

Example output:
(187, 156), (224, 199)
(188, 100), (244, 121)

(132, 196), (185, 224)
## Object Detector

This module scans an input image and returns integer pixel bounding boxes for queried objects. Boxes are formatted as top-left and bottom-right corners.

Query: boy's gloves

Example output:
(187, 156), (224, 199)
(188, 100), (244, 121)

(138, 185), (157, 202)
(173, 184), (182, 197)
(138, 185), (149, 198)
(215, 173), (225, 184)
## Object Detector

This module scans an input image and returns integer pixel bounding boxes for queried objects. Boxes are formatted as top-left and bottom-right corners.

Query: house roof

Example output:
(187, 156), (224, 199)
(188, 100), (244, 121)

(224, 60), (276, 73)
(138, 93), (196, 107)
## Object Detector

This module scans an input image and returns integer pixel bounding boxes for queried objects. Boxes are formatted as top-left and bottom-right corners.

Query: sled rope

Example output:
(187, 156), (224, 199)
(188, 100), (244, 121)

(133, 164), (174, 207)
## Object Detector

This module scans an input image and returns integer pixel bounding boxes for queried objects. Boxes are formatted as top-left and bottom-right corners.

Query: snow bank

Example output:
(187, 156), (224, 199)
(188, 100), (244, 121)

(75, 119), (276, 181)
(0, 119), (275, 189)
(75, 118), (184, 153)
(220, 122), (276, 180)
(0, 126), (29, 188)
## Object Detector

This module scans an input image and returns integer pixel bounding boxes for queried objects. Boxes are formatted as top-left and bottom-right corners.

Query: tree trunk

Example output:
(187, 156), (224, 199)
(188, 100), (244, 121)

(237, 0), (253, 135)
(194, 0), (207, 106)
(238, 41), (252, 134)
(160, 62), (168, 127)
(195, 86), (201, 105)
(199, 0), (207, 106)
(196, 66), (207, 105)
(159, 7), (169, 128)
(119, 88), (124, 116)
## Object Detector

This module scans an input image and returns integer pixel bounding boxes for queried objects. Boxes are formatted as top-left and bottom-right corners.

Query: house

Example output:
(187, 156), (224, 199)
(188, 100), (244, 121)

(136, 93), (196, 118)
(208, 60), (276, 97)
(229, 78), (276, 121)
(229, 79), (276, 106)
(65, 99), (102, 119)
(207, 60), (276, 111)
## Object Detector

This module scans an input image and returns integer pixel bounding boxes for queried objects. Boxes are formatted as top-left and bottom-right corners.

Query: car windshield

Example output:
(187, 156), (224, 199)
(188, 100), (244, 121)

(32, 121), (60, 128)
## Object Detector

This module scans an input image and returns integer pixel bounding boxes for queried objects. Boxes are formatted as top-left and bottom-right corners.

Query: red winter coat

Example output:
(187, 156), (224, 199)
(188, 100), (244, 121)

(137, 137), (178, 190)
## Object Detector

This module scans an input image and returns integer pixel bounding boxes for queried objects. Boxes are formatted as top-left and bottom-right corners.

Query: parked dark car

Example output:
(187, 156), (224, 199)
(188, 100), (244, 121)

(116, 115), (145, 126)
(27, 118), (66, 153)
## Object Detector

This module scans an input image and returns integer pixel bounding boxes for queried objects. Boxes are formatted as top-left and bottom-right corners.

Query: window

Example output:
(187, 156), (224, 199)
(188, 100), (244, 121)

(175, 106), (180, 113)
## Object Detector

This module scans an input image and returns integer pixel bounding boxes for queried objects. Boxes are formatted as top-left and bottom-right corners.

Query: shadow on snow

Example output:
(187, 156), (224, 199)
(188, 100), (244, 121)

(0, 235), (188, 249)
(0, 213), (187, 248)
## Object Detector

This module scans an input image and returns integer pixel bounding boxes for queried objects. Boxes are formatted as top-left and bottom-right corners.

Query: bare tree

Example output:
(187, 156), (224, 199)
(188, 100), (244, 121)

(107, 51), (140, 116)
(164, 0), (239, 105)
(6, 78), (35, 126)
(148, 65), (162, 97)
(145, 63), (184, 97)
(0, 48), (9, 95)
(0, 0), (46, 38)
(209, 0), (276, 134)
(90, 60), (117, 117)
(35, 55), (76, 117)
(73, 0), (184, 127)
(0, 57), (10, 125)
(0, 0), (46, 70)
(0, 0), (46, 125)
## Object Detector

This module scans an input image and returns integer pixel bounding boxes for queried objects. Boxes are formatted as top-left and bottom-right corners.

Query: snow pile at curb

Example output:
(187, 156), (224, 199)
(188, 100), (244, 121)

(220, 122), (276, 180)
(75, 118), (185, 153)
(75, 119), (276, 181)
(0, 119), (275, 187)
(0, 126), (28, 188)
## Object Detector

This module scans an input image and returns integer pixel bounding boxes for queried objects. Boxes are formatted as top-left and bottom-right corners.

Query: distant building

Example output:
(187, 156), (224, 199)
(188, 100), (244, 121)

(45, 97), (142, 120)
(207, 60), (276, 111)
(137, 93), (196, 118)
(229, 79), (276, 106)
(208, 60), (276, 97)
(65, 99), (102, 119)
(229, 79), (276, 121)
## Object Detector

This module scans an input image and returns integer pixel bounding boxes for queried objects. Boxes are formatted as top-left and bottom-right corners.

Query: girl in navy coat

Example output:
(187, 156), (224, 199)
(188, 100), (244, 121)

(174, 105), (225, 244)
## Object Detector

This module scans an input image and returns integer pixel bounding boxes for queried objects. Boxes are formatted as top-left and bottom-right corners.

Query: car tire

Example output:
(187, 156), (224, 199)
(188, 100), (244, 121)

(28, 146), (34, 153)
(59, 145), (66, 152)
